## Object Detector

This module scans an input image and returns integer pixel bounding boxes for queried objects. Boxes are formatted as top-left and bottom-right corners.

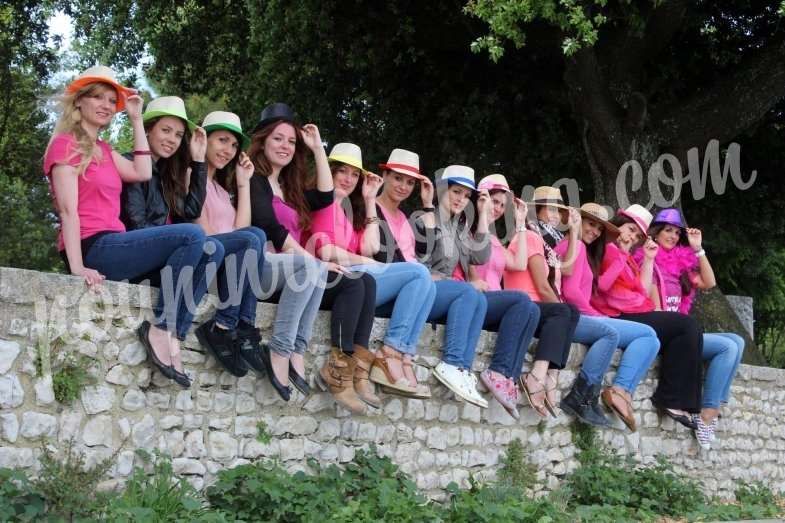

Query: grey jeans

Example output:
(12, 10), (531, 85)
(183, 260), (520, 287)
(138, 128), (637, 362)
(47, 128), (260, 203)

(261, 253), (327, 356)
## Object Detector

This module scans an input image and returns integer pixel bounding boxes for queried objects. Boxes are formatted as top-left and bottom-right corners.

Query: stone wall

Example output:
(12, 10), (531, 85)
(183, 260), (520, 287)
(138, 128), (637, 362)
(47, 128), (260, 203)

(1, 266), (784, 499)
(726, 295), (754, 340)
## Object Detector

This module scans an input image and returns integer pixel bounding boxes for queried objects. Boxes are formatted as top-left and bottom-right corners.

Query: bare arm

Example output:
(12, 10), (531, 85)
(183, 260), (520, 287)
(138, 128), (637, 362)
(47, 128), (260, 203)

(194, 213), (216, 236)
(301, 124), (333, 192)
(319, 243), (378, 266)
(686, 228), (716, 289)
(233, 152), (254, 229)
(111, 94), (151, 183)
(559, 209), (582, 276)
(359, 174), (384, 256)
(504, 232), (529, 271)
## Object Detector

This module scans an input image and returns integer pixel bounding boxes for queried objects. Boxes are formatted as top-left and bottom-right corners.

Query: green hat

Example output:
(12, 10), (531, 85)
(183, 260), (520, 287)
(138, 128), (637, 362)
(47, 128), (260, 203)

(142, 96), (197, 131)
(202, 111), (250, 150)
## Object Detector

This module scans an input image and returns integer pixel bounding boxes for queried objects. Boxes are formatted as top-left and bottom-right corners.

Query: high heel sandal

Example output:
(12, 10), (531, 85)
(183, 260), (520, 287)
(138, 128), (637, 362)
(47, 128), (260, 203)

(369, 348), (416, 395)
(601, 387), (636, 431)
(519, 373), (549, 418)
(400, 358), (431, 399)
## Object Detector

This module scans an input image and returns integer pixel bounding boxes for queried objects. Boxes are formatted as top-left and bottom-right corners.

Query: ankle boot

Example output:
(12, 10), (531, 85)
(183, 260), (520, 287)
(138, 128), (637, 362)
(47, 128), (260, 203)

(317, 347), (366, 415)
(587, 383), (608, 422)
(352, 346), (382, 409)
(560, 374), (611, 428)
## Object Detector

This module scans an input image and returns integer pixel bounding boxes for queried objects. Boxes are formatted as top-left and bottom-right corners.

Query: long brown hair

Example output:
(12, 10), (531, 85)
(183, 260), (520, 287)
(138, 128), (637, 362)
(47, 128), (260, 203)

(331, 162), (368, 231)
(648, 222), (693, 295)
(207, 130), (241, 204)
(145, 117), (192, 217)
(582, 217), (608, 292)
(247, 120), (312, 229)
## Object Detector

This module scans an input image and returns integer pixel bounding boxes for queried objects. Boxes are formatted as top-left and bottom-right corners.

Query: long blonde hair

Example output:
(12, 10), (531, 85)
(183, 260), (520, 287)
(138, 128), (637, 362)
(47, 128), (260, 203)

(46, 83), (117, 176)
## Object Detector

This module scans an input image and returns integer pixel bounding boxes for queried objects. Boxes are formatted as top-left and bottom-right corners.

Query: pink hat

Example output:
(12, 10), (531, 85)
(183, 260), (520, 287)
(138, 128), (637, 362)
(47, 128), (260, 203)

(618, 204), (654, 236)
(477, 174), (511, 193)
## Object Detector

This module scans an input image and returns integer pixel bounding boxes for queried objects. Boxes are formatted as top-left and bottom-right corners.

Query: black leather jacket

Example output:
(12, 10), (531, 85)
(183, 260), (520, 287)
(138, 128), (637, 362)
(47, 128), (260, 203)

(121, 158), (207, 230)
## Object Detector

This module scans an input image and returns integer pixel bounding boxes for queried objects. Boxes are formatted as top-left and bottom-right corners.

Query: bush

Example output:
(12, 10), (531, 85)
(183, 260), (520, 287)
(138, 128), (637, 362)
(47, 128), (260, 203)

(0, 468), (46, 522)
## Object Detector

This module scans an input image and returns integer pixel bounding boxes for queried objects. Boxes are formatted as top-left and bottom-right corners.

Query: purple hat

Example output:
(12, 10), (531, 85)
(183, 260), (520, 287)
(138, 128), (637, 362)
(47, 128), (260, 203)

(652, 208), (685, 229)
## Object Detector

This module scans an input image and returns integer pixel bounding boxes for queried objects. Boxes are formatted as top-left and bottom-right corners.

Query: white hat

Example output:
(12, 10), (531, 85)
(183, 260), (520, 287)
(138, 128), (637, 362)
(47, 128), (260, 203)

(328, 143), (367, 174)
(477, 174), (511, 193)
(618, 204), (654, 236)
(201, 111), (250, 149)
(379, 148), (425, 180)
(438, 165), (476, 191)
(143, 96), (197, 131)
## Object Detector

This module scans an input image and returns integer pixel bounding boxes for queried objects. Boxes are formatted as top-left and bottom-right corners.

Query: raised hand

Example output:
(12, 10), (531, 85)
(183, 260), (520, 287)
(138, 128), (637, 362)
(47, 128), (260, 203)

(513, 198), (528, 228)
(643, 237), (659, 259)
(124, 91), (143, 121)
(235, 152), (254, 187)
(686, 228), (703, 251)
(300, 124), (324, 152)
(567, 207), (581, 231)
(189, 127), (207, 162)
(420, 177), (435, 207)
(477, 189), (492, 218)
(363, 172), (384, 202)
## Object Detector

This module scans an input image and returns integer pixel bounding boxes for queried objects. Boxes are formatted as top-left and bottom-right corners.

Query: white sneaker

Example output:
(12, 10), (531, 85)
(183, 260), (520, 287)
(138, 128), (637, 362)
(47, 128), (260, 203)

(433, 361), (476, 404)
(462, 370), (489, 409)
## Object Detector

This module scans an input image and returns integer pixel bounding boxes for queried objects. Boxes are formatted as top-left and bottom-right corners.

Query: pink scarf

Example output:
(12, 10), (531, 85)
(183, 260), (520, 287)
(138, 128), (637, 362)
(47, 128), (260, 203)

(634, 245), (698, 313)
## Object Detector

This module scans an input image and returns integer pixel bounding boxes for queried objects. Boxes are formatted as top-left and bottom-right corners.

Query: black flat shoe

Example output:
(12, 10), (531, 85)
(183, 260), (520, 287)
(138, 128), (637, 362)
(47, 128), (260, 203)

(260, 346), (291, 401)
(172, 368), (191, 389)
(137, 321), (175, 379)
(652, 398), (697, 429)
(288, 362), (311, 396)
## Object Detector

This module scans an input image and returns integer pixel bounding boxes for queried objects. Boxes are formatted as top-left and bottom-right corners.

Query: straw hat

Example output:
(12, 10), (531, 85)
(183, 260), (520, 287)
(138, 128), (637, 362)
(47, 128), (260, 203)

(143, 96), (197, 131)
(618, 204), (654, 236)
(379, 149), (426, 181)
(252, 102), (295, 134)
(579, 203), (619, 236)
(202, 111), (250, 150)
(328, 143), (367, 175)
(477, 174), (511, 193)
(437, 165), (476, 191)
(530, 186), (570, 210)
(66, 65), (132, 111)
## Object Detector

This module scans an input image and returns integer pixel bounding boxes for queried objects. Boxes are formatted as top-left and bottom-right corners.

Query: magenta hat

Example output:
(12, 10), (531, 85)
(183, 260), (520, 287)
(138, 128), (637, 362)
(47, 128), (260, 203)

(652, 208), (685, 229)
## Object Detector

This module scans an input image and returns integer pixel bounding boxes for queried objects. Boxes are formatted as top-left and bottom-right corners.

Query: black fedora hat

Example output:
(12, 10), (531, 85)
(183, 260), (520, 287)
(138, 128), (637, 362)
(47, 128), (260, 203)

(252, 102), (295, 134)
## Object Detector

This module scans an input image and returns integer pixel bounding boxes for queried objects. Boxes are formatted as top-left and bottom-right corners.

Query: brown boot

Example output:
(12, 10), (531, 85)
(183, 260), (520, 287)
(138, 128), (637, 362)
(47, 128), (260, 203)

(352, 345), (382, 409)
(317, 347), (366, 415)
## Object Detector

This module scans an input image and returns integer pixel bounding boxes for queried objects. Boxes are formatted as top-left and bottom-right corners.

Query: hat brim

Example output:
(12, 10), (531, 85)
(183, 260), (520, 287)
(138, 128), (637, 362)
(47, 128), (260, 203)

(143, 110), (197, 131)
(579, 210), (620, 237)
(617, 210), (650, 237)
(530, 199), (570, 211)
(478, 183), (511, 193)
(66, 77), (131, 111)
(379, 163), (427, 181)
(204, 123), (251, 150)
(440, 178), (477, 191)
(329, 156), (369, 176)
(251, 116), (295, 136)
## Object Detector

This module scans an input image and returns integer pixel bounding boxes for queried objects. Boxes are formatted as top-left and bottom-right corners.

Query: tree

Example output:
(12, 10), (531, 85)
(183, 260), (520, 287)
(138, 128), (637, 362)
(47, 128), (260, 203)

(1, 1), (61, 271)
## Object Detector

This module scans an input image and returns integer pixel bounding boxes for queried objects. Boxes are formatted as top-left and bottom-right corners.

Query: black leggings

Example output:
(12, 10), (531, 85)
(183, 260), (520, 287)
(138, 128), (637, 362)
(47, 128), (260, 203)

(320, 271), (376, 354)
(533, 302), (580, 369)
(619, 311), (703, 413)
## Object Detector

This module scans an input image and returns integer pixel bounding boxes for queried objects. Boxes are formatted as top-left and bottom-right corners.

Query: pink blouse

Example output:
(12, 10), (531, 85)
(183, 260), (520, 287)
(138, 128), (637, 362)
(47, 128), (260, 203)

(272, 196), (302, 246)
(590, 242), (654, 317)
(203, 179), (236, 234)
(378, 205), (415, 262)
(555, 239), (601, 316)
(44, 134), (125, 251)
(474, 235), (506, 291)
(309, 201), (363, 256)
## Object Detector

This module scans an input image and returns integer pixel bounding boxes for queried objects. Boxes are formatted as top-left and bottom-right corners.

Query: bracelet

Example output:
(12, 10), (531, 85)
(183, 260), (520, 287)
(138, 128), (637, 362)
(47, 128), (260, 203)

(515, 225), (527, 233)
(133, 150), (152, 156)
(695, 249), (706, 258)
(365, 216), (380, 225)
(422, 207), (435, 213)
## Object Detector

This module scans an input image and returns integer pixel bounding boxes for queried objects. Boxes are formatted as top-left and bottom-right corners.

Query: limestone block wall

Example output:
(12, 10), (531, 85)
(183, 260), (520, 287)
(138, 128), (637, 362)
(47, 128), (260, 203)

(1, 266), (784, 499)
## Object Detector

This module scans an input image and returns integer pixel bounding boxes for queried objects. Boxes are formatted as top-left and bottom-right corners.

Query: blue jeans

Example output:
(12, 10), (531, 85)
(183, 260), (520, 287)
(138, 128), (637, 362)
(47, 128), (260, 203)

(702, 332), (744, 409)
(351, 262), (436, 354)
(426, 280), (486, 368)
(261, 253), (327, 356)
(484, 291), (541, 378)
(211, 227), (267, 330)
(85, 224), (223, 340)
(574, 316), (660, 393)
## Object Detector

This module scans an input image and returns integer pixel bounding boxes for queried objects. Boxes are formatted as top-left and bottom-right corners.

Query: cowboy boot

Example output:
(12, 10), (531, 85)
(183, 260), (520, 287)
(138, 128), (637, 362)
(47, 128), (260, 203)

(317, 347), (366, 415)
(352, 345), (382, 409)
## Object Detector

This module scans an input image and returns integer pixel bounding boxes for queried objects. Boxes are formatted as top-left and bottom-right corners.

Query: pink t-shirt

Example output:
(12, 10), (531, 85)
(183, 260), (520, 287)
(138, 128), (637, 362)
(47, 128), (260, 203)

(555, 239), (601, 316)
(203, 179), (236, 234)
(44, 134), (126, 251)
(590, 242), (654, 317)
(378, 205), (415, 262)
(309, 201), (363, 256)
(272, 196), (302, 246)
(474, 235), (506, 291)
(503, 231), (560, 302)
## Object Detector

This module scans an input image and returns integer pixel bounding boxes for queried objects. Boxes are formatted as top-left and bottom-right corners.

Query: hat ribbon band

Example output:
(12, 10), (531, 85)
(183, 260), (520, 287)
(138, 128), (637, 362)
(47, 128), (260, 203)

(329, 154), (364, 171)
(446, 176), (476, 189)
(384, 163), (421, 176)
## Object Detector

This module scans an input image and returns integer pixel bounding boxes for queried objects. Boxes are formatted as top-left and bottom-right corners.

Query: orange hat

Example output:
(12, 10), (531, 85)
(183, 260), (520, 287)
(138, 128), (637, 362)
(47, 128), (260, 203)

(66, 66), (132, 111)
